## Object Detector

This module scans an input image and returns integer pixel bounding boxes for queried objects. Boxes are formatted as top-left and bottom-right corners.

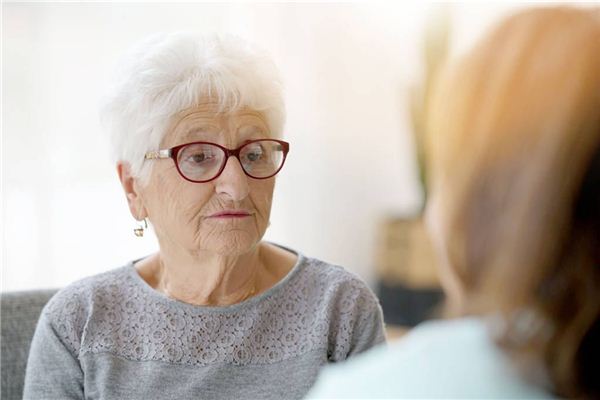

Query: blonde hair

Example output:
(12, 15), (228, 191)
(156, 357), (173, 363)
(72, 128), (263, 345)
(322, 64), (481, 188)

(427, 7), (600, 397)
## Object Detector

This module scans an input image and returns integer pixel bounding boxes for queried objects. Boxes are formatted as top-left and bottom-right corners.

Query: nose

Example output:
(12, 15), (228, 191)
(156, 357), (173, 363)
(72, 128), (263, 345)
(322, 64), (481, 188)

(214, 156), (249, 201)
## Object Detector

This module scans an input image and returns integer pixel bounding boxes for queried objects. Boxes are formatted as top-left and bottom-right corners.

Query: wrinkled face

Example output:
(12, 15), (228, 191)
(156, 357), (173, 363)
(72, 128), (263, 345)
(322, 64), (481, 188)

(139, 102), (276, 256)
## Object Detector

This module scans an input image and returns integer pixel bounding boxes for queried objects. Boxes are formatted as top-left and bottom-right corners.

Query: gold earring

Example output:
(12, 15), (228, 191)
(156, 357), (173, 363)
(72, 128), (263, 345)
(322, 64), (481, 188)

(133, 218), (148, 237)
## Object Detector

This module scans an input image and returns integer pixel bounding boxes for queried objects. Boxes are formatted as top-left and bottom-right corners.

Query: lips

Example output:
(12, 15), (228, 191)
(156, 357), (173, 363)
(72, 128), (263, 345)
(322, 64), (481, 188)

(208, 210), (252, 218)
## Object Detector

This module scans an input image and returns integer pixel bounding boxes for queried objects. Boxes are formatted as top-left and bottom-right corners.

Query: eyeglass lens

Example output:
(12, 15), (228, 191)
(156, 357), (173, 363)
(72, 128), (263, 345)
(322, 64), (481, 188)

(176, 140), (284, 182)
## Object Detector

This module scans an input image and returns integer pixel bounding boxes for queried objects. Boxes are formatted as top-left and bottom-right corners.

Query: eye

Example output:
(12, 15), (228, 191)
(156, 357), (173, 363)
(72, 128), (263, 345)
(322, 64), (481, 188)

(243, 144), (264, 162)
(247, 150), (262, 162)
(191, 153), (208, 163)
(178, 144), (221, 168)
(185, 150), (218, 165)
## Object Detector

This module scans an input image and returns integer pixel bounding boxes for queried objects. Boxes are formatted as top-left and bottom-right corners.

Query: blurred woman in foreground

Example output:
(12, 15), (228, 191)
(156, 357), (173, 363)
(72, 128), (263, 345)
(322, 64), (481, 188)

(308, 7), (600, 398)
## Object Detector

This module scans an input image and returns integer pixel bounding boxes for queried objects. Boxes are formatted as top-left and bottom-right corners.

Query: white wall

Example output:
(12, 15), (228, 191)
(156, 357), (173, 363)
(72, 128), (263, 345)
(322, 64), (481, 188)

(2, 2), (554, 291)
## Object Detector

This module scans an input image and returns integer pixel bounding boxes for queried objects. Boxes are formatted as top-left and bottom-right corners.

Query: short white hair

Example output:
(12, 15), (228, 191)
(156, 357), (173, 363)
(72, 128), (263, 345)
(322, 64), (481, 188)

(100, 32), (286, 183)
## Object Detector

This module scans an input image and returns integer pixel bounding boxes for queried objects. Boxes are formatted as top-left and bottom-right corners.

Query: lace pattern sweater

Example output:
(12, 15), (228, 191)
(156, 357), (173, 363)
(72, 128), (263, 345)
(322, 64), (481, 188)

(23, 250), (386, 400)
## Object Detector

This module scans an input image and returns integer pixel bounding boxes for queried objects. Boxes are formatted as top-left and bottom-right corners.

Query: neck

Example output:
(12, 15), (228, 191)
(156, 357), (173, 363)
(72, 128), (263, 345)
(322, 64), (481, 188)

(148, 243), (264, 306)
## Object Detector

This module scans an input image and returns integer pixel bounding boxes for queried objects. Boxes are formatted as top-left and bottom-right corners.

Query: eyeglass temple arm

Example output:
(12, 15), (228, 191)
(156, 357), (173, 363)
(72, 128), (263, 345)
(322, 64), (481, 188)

(145, 149), (172, 160)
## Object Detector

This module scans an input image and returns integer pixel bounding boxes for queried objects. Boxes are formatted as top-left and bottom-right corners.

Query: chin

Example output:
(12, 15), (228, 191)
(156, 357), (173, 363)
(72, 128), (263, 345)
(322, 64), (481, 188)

(202, 231), (259, 256)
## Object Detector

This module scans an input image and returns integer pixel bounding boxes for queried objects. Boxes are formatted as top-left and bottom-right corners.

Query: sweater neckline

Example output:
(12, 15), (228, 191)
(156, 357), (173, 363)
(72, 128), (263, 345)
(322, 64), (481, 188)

(124, 243), (305, 314)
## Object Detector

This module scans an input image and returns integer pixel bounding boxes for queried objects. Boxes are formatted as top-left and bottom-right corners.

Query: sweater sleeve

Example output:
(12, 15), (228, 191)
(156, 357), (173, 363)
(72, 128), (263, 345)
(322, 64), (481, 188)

(347, 286), (386, 357)
(23, 310), (85, 400)
(326, 274), (387, 362)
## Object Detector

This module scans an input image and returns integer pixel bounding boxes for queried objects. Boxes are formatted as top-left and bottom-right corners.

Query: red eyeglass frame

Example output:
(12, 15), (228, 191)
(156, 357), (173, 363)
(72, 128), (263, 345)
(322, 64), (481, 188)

(145, 139), (290, 183)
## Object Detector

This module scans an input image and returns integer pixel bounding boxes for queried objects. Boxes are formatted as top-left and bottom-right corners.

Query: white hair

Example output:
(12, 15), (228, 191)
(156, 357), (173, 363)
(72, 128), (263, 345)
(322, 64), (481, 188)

(100, 32), (286, 183)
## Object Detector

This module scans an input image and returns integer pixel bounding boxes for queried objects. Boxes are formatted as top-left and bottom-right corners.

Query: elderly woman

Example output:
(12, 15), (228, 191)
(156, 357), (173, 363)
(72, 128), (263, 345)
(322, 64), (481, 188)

(23, 33), (385, 400)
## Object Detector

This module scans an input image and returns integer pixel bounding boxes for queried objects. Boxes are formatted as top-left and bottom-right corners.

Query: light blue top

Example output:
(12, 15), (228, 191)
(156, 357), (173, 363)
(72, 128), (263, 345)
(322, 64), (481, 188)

(307, 317), (554, 399)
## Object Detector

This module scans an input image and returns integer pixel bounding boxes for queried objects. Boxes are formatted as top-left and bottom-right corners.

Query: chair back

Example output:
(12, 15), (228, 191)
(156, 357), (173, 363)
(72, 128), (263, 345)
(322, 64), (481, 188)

(1, 290), (58, 400)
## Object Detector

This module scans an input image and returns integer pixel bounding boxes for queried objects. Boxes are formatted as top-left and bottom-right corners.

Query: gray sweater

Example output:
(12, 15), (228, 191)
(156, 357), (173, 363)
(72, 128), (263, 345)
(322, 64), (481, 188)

(23, 251), (386, 400)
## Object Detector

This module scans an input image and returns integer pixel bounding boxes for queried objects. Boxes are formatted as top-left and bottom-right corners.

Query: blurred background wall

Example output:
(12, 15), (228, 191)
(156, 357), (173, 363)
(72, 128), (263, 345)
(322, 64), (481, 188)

(2, 2), (554, 292)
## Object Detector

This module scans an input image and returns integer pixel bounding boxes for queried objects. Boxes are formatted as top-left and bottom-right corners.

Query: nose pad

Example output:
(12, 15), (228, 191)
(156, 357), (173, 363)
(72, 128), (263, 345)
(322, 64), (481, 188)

(215, 156), (249, 201)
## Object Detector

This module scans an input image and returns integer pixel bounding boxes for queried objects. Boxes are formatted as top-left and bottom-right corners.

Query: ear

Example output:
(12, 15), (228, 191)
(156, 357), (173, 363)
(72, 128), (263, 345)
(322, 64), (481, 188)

(117, 162), (148, 220)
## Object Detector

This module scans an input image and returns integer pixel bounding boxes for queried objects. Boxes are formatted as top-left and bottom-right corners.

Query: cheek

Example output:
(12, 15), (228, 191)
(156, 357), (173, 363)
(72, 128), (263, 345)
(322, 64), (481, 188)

(425, 196), (460, 297)
(425, 197), (448, 267)
(250, 180), (275, 218)
(146, 170), (213, 228)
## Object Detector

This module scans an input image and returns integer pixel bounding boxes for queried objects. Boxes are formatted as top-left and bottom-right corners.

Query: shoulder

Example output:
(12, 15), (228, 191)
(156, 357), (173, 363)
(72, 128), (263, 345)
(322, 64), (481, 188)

(292, 255), (385, 358)
(299, 256), (376, 297)
(297, 256), (381, 314)
(45, 264), (132, 315)
(263, 243), (377, 307)
(308, 318), (553, 399)
(40, 264), (133, 354)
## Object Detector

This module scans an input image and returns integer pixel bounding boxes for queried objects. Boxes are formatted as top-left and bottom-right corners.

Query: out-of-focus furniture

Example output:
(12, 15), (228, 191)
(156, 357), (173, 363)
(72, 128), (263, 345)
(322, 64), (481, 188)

(375, 217), (444, 328)
(1, 290), (58, 400)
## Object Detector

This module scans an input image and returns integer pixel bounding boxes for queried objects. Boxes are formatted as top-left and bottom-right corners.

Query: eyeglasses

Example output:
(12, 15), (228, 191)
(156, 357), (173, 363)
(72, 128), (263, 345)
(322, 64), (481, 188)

(144, 139), (289, 183)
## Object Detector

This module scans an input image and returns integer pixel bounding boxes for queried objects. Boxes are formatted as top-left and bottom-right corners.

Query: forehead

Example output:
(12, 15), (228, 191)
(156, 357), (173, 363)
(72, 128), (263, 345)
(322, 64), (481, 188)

(165, 102), (270, 145)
